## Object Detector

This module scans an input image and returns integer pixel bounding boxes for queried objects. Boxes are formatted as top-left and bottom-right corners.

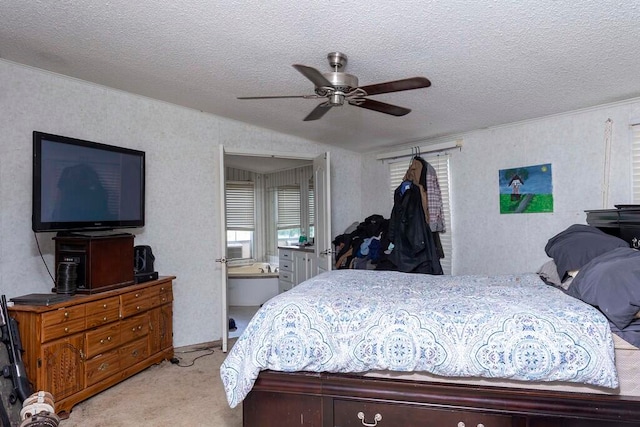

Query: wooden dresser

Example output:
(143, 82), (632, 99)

(9, 276), (174, 417)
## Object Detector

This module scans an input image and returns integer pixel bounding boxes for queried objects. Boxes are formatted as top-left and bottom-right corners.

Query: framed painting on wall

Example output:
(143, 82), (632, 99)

(499, 163), (553, 214)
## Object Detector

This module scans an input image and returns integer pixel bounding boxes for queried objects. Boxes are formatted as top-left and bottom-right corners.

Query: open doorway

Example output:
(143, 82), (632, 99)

(219, 150), (331, 351)
(225, 154), (313, 338)
(225, 154), (313, 264)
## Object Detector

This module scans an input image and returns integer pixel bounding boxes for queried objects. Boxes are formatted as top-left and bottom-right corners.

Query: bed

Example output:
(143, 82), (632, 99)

(221, 210), (640, 427)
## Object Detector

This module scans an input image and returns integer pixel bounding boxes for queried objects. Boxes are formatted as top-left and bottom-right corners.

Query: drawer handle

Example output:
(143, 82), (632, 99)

(135, 293), (140, 298)
(357, 412), (382, 427)
(64, 311), (69, 318)
(99, 336), (112, 344)
(103, 304), (108, 309)
(64, 327), (69, 333)
(136, 306), (141, 311)
(98, 362), (109, 371)
(131, 350), (139, 357)
(103, 317), (108, 322)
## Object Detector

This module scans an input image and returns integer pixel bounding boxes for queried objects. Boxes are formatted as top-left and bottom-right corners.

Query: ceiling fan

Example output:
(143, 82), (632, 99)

(237, 52), (431, 121)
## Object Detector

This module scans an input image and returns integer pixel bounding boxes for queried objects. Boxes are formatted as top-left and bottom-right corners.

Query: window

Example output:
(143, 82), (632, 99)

(389, 155), (452, 274)
(633, 124), (640, 204)
(276, 186), (302, 246)
(226, 182), (255, 259)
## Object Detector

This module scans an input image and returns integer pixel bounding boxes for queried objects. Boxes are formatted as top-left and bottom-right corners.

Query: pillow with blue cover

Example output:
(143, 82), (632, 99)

(545, 224), (629, 282)
(566, 247), (640, 329)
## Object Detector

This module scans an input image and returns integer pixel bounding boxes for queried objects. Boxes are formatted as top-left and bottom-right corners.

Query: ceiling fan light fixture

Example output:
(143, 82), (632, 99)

(329, 93), (345, 106)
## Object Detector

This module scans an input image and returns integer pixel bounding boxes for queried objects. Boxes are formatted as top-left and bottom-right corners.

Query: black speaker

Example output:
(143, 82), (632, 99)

(134, 245), (155, 274)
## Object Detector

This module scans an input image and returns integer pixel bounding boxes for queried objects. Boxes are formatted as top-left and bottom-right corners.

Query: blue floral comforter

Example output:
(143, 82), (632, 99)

(220, 269), (618, 408)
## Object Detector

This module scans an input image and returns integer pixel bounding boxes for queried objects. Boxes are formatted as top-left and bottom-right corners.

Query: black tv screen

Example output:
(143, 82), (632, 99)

(32, 131), (145, 233)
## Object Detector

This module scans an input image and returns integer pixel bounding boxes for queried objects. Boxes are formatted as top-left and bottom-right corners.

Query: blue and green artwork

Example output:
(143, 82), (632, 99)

(499, 163), (553, 214)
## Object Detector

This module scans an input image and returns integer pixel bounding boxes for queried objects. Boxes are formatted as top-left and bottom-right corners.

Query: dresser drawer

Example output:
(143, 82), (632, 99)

(279, 249), (293, 261)
(42, 305), (87, 342)
(42, 305), (86, 328)
(119, 336), (149, 370)
(86, 296), (120, 329)
(333, 399), (513, 427)
(121, 288), (152, 318)
(149, 283), (173, 308)
(85, 348), (121, 387)
(120, 313), (149, 344)
(278, 280), (293, 293)
(85, 322), (121, 359)
(279, 260), (293, 273)
(279, 270), (293, 283)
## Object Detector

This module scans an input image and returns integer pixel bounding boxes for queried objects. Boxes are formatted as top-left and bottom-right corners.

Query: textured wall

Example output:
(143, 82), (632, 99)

(4, 58), (638, 347)
(362, 100), (640, 275)
(0, 60), (362, 347)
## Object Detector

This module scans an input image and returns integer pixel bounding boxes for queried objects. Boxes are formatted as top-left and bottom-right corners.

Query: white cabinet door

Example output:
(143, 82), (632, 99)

(293, 251), (318, 285)
(293, 250), (307, 285)
(307, 254), (317, 279)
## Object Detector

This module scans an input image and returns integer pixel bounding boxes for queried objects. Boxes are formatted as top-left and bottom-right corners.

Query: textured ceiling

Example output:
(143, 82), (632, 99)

(1, 1), (639, 153)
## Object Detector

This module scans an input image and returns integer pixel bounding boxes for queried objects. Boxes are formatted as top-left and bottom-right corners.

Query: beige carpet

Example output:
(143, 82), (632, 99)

(60, 342), (242, 427)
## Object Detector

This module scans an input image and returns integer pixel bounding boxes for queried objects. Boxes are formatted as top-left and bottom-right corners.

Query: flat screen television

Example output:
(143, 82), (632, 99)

(32, 131), (145, 233)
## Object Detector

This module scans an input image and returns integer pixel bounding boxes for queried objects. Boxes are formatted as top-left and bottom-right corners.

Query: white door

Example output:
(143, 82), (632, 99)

(313, 152), (332, 274)
(217, 145), (229, 352)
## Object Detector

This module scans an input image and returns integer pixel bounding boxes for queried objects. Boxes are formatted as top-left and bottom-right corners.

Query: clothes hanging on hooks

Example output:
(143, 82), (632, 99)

(379, 175), (442, 274)
(404, 156), (445, 233)
(375, 153), (444, 274)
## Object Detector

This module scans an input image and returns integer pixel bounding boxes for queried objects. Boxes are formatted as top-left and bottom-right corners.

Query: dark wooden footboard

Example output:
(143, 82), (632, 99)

(243, 370), (640, 427)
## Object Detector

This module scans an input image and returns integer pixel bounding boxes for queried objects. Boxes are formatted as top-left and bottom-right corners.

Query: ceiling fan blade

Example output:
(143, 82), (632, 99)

(237, 95), (312, 100)
(350, 98), (411, 116)
(293, 64), (333, 88)
(303, 103), (333, 121)
(359, 77), (431, 96)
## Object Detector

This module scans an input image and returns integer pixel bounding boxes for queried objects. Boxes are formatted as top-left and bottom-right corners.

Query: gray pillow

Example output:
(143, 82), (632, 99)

(536, 260), (572, 290)
(545, 224), (629, 282)
(567, 247), (640, 329)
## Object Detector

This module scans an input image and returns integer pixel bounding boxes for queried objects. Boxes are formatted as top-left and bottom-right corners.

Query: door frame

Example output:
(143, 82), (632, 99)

(218, 146), (229, 352)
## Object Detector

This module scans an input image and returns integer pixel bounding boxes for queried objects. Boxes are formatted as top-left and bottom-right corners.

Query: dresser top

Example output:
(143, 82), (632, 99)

(9, 276), (175, 313)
